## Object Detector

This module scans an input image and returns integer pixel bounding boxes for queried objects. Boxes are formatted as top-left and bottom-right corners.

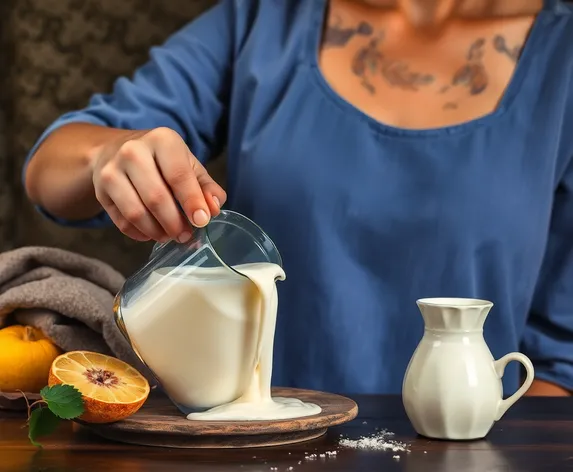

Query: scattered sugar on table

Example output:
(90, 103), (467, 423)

(339, 429), (410, 453)
(304, 450), (337, 461)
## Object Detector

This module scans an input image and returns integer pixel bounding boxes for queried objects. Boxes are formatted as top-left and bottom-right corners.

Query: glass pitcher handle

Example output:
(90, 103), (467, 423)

(494, 352), (535, 421)
(149, 242), (162, 259)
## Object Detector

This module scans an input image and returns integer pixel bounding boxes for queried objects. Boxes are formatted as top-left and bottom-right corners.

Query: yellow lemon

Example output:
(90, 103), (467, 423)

(0, 325), (62, 392)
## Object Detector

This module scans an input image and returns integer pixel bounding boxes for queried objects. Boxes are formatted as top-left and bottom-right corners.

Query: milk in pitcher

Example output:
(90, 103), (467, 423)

(121, 262), (321, 421)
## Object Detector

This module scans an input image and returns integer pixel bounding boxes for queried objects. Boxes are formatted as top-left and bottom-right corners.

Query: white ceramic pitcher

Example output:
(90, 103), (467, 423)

(402, 298), (535, 440)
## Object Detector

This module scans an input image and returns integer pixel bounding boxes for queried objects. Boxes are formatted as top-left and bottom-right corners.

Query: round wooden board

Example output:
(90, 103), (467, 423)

(78, 387), (358, 449)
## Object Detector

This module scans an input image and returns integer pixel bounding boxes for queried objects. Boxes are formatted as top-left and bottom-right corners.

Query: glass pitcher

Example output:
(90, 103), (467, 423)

(113, 210), (283, 415)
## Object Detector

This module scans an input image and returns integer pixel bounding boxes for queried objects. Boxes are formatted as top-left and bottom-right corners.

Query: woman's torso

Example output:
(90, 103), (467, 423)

(220, 0), (573, 394)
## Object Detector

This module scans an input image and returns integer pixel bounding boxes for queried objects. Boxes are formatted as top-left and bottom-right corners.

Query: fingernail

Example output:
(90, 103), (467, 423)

(192, 209), (209, 227)
(178, 231), (192, 243)
(213, 196), (220, 208)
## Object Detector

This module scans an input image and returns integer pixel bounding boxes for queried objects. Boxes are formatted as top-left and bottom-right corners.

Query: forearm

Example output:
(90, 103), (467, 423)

(24, 123), (143, 221)
(526, 379), (571, 397)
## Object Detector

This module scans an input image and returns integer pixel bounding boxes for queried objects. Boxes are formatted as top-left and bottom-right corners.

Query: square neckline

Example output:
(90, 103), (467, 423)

(305, 0), (552, 139)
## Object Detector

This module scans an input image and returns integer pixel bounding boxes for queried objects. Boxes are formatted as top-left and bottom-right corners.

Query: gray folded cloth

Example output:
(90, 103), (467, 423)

(0, 246), (153, 382)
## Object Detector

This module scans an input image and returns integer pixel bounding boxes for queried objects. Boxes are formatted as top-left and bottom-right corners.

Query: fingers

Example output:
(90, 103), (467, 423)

(103, 203), (151, 242)
(193, 157), (227, 217)
(119, 140), (191, 242)
(164, 159), (210, 228)
(144, 128), (224, 228)
(97, 167), (168, 242)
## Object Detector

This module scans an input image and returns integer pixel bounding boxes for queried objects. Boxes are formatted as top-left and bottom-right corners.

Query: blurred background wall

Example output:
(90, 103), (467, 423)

(0, 0), (224, 275)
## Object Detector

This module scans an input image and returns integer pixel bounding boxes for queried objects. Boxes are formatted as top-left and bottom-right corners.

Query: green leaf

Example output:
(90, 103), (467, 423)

(40, 385), (84, 420)
(28, 407), (61, 447)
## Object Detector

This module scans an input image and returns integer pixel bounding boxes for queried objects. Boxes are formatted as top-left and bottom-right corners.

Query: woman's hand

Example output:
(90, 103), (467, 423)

(92, 127), (227, 243)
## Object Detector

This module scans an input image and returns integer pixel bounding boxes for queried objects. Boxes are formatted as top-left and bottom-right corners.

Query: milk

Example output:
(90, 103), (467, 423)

(121, 262), (321, 421)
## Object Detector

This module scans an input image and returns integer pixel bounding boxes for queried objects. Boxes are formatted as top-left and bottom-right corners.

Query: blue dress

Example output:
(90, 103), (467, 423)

(24, 0), (573, 394)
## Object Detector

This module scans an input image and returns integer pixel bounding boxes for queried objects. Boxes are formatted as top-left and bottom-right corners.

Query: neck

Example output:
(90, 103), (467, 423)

(357, 0), (544, 30)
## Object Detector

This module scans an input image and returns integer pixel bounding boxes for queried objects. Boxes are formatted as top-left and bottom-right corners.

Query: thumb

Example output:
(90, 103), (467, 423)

(191, 156), (227, 215)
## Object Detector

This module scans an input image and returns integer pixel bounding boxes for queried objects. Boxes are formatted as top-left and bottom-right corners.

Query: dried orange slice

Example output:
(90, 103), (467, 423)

(48, 351), (150, 423)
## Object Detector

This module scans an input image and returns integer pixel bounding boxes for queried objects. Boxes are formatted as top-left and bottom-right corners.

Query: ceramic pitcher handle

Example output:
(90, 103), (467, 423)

(493, 352), (535, 421)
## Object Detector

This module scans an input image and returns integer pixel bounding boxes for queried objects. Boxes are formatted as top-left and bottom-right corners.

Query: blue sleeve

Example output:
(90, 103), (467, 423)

(23, 0), (237, 228)
(522, 159), (573, 391)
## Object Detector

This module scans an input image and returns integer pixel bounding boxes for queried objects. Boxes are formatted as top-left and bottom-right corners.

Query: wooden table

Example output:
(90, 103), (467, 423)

(1, 395), (573, 472)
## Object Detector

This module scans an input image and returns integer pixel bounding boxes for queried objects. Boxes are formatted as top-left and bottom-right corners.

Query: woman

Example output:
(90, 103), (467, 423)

(24, 0), (573, 396)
